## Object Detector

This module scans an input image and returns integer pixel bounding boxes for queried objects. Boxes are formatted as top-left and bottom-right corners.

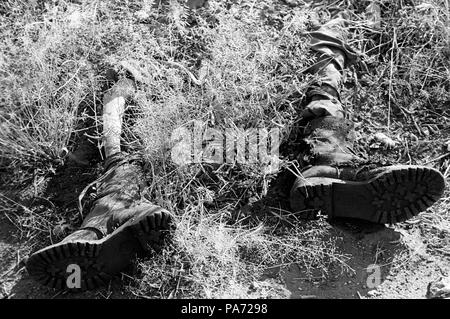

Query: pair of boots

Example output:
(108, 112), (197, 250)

(26, 19), (445, 291)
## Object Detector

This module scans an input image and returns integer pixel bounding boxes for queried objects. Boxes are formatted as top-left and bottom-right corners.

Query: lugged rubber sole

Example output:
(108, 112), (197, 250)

(290, 165), (445, 224)
(26, 209), (173, 291)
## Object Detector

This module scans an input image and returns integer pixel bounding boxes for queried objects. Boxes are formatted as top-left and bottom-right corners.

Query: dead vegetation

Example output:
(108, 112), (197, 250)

(0, 0), (449, 298)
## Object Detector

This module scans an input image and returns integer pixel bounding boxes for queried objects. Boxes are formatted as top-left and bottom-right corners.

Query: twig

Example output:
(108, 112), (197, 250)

(424, 152), (450, 165)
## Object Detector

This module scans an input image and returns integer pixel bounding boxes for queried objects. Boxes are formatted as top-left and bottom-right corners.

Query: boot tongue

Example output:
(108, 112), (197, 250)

(304, 116), (362, 166)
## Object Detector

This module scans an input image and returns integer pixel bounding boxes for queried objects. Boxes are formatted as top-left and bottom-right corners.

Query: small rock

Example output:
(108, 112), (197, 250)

(186, 0), (208, 9)
(373, 132), (397, 148)
(135, 10), (150, 21)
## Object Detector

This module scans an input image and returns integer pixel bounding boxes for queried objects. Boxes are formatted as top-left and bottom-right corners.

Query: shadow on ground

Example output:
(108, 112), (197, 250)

(282, 219), (403, 299)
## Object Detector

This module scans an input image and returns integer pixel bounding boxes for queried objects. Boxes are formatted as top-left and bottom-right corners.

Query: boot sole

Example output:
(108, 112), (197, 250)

(26, 208), (173, 291)
(290, 165), (445, 224)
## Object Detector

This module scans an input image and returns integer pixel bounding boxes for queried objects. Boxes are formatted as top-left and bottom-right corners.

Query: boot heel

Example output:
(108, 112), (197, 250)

(290, 178), (337, 219)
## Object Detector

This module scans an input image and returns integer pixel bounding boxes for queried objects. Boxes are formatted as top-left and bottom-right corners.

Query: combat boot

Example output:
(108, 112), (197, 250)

(289, 116), (445, 224)
(26, 153), (174, 290)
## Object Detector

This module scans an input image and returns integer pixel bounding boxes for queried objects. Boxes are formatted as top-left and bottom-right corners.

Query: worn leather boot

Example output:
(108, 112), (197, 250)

(289, 116), (445, 224)
(26, 153), (174, 290)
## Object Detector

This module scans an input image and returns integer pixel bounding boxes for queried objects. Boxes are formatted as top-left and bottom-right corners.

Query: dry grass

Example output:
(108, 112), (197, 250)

(0, 2), (98, 170)
(344, 0), (450, 260)
(0, 0), (449, 299)
(128, 210), (352, 298)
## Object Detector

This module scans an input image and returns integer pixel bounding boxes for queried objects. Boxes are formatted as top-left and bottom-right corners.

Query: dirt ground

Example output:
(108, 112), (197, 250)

(283, 220), (449, 299)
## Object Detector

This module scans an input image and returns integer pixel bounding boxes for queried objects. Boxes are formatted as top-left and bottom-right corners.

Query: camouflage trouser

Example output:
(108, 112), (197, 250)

(301, 18), (358, 119)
